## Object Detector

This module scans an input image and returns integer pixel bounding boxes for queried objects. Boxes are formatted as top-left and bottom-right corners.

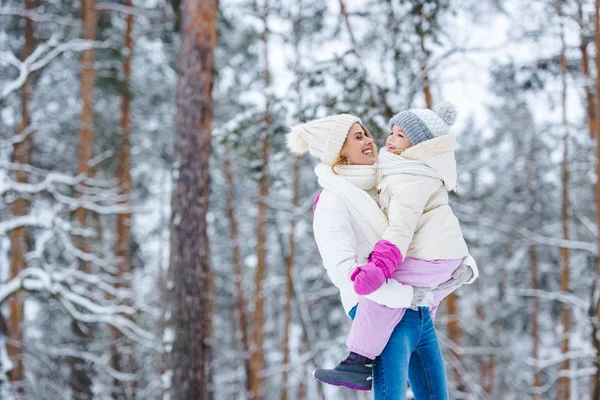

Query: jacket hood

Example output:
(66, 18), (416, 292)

(397, 135), (457, 190)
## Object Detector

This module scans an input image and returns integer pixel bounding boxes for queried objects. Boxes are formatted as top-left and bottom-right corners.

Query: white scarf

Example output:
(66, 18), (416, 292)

(333, 164), (378, 190)
(314, 163), (388, 245)
(378, 149), (442, 183)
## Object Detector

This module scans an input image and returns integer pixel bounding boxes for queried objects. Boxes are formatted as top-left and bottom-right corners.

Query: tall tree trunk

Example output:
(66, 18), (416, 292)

(530, 245), (542, 400)
(593, 1), (600, 398)
(524, 75), (542, 397)
(583, 39), (596, 139)
(7, 0), (36, 392)
(223, 141), (251, 394)
(296, 331), (308, 400)
(557, 5), (571, 397)
(282, 156), (300, 400)
(282, 2), (304, 397)
(579, 1), (596, 139)
(112, 3), (137, 396)
(445, 293), (464, 391)
(169, 0), (218, 398)
(69, 1), (98, 397)
(76, 0), (97, 271)
(249, 1), (272, 398)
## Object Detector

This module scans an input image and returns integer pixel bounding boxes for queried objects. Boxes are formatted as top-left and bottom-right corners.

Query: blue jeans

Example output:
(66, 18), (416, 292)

(349, 306), (448, 400)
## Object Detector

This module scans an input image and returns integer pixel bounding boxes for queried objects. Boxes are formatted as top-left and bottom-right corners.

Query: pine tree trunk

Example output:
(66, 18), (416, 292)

(445, 293), (464, 391)
(112, 2), (137, 396)
(297, 331), (308, 400)
(282, 156), (300, 400)
(76, 0), (97, 272)
(579, 1), (596, 139)
(249, 1), (271, 398)
(582, 40), (596, 140)
(557, 7), (571, 397)
(593, 1), (600, 398)
(524, 85), (542, 398)
(169, 0), (218, 398)
(7, 0), (35, 392)
(223, 141), (251, 394)
(69, 1), (97, 397)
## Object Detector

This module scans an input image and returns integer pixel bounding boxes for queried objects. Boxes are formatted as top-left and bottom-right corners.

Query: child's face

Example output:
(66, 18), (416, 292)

(386, 124), (412, 153)
(340, 123), (376, 165)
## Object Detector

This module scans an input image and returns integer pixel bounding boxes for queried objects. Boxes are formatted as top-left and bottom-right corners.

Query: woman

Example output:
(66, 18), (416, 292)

(287, 114), (477, 399)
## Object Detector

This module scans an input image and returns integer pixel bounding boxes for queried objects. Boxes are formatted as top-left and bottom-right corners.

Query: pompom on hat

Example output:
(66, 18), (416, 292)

(287, 114), (362, 165)
(388, 102), (458, 146)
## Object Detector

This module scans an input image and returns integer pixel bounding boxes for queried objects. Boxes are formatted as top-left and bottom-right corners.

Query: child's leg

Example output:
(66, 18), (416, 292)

(346, 298), (406, 359)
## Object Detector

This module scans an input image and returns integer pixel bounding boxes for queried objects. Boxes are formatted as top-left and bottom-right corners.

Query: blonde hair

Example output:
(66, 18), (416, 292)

(331, 123), (377, 174)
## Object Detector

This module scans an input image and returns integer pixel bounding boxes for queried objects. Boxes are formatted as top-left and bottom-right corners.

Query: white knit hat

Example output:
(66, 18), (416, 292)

(286, 114), (361, 165)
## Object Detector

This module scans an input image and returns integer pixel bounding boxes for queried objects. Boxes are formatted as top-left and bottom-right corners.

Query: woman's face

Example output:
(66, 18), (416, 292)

(340, 123), (376, 165)
(386, 124), (412, 153)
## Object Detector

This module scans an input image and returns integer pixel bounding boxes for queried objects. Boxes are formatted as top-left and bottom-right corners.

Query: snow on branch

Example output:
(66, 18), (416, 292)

(43, 346), (136, 382)
(95, 2), (167, 19)
(1, 162), (132, 215)
(513, 288), (589, 310)
(0, 124), (36, 149)
(0, 7), (79, 27)
(0, 34), (113, 100)
(0, 266), (157, 347)
(454, 203), (597, 254)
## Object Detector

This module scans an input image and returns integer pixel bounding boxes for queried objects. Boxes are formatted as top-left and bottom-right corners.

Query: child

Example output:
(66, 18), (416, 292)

(313, 103), (478, 391)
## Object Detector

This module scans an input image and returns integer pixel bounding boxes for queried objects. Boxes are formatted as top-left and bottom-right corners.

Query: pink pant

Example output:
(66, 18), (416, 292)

(346, 257), (463, 359)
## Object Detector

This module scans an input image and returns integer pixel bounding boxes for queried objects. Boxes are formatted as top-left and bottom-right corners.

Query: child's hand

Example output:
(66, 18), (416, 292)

(350, 262), (386, 295)
(368, 240), (403, 277)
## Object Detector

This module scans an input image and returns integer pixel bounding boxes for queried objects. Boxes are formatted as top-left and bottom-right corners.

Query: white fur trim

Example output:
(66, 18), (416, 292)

(401, 135), (455, 160)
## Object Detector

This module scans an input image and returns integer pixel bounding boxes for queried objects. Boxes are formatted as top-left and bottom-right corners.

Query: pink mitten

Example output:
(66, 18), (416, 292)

(350, 262), (386, 295)
(369, 240), (403, 278)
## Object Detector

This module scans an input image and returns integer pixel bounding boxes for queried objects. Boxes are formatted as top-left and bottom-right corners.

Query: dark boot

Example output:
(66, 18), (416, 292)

(312, 352), (373, 391)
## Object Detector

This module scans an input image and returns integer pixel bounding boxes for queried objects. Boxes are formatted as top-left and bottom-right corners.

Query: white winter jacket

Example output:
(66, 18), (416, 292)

(378, 135), (474, 280)
(312, 164), (415, 315)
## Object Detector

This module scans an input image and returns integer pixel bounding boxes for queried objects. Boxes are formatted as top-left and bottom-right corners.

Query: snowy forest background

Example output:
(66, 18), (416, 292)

(1, 0), (600, 399)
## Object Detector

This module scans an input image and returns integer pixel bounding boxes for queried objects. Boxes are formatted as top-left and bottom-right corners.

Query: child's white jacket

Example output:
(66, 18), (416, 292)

(378, 135), (472, 271)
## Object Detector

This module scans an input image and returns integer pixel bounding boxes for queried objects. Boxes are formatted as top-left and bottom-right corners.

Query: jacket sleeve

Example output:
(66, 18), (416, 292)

(461, 254), (479, 284)
(381, 175), (441, 257)
(313, 193), (414, 309)
(364, 279), (414, 308)
(313, 196), (359, 290)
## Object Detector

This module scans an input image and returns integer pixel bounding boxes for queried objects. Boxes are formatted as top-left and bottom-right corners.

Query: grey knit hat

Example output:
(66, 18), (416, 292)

(388, 103), (458, 146)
